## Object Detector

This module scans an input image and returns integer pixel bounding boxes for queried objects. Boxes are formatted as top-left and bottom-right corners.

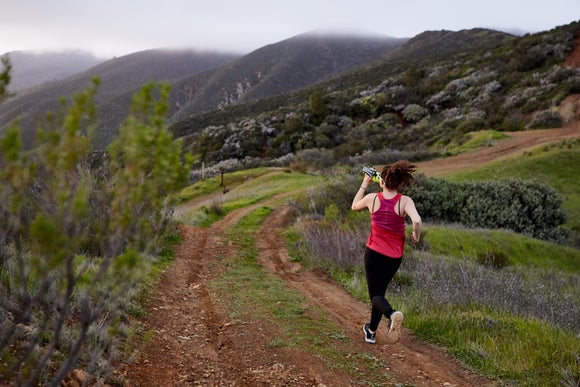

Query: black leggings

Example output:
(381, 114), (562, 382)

(364, 247), (402, 331)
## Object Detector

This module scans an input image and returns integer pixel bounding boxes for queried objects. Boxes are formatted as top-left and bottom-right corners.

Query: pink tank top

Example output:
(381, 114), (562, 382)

(366, 193), (406, 258)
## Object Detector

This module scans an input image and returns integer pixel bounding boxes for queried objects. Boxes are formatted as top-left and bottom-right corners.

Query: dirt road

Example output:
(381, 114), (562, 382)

(416, 121), (580, 176)
(116, 121), (580, 386)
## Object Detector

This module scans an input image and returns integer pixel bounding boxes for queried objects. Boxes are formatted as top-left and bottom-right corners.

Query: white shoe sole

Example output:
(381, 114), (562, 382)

(385, 311), (403, 344)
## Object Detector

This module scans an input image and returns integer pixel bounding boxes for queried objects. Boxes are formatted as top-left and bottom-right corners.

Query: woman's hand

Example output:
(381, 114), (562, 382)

(361, 174), (372, 188)
(411, 230), (420, 244)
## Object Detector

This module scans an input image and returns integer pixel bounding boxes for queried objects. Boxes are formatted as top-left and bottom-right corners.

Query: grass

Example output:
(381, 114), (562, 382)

(404, 304), (580, 385)
(176, 167), (323, 227)
(422, 224), (580, 273)
(178, 167), (275, 202)
(439, 130), (509, 155)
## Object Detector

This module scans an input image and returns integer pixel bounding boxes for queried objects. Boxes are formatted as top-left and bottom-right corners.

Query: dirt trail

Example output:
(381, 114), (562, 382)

(256, 207), (489, 386)
(416, 121), (580, 176)
(119, 197), (490, 386)
(117, 120), (580, 386)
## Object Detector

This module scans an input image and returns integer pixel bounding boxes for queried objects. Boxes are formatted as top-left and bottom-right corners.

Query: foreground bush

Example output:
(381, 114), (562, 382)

(0, 77), (190, 384)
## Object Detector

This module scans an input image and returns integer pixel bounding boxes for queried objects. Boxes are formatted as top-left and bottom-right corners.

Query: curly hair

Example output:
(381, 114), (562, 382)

(381, 160), (416, 190)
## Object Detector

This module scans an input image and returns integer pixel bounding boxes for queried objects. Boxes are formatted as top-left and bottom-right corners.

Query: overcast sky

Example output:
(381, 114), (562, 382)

(1, 0), (579, 59)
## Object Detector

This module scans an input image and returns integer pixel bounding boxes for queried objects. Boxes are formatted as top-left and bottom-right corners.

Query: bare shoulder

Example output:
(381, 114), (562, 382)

(400, 194), (417, 210)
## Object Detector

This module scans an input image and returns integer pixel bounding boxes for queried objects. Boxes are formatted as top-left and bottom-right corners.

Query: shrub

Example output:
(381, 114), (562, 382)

(460, 179), (567, 241)
(402, 175), (467, 224)
(0, 79), (191, 385)
(527, 109), (563, 129)
(294, 147), (336, 171)
(476, 250), (512, 269)
(402, 104), (427, 123)
(404, 177), (567, 242)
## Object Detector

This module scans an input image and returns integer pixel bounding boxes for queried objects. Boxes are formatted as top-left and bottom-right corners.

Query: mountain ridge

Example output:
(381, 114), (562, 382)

(167, 21), (580, 165)
(0, 32), (405, 148)
(167, 32), (406, 123)
(3, 50), (104, 92)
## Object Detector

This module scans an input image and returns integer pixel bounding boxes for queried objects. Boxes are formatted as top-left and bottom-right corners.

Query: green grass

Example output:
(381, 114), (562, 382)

(177, 168), (323, 227)
(422, 224), (580, 273)
(404, 305), (580, 386)
(439, 130), (509, 155)
(444, 138), (580, 232)
(178, 167), (274, 201)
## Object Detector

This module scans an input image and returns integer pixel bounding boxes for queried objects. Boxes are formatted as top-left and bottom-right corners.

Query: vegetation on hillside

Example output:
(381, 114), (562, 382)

(0, 34), (401, 151)
(174, 21), (580, 168)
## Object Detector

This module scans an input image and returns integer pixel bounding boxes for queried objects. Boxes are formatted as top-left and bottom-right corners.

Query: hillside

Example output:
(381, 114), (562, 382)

(0, 49), (239, 148)
(168, 28), (517, 138)
(3, 50), (104, 91)
(2, 21), (579, 158)
(170, 22), (580, 166)
(0, 33), (402, 150)
(166, 32), (406, 123)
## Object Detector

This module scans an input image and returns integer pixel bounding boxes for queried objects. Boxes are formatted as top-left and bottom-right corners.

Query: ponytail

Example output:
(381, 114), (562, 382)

(381, 160), (416, 190)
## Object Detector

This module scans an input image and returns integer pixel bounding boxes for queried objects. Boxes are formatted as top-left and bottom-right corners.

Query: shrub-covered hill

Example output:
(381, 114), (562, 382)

(0, 33), (402, 150)
(166, 32), (406, 124)
(172, 21), (580, 165)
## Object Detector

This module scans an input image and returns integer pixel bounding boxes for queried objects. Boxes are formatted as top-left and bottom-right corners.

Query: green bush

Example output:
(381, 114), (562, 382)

(461, 179), (567, 241)
(402, 104), (427, 123)
(294, 170), (567, 243)
(0, 77), (191, 384)
(404, 177), (567, 242)
(403, 175), (467, 223)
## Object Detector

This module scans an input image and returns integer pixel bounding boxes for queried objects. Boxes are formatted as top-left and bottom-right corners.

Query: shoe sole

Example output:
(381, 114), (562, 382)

(362, 325), (376, 344)
(385, 311), (403, 344)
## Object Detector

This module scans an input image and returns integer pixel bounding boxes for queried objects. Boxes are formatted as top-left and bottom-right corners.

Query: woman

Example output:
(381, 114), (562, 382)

(351, 160), (422, 344)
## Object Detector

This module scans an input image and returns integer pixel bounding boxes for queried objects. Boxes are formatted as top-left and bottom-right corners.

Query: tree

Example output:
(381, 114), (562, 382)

(308, 90), (327, 125)
(0, 55), (11, 103)
(402, 64), (422, 87)
(0, 67), (191, 385)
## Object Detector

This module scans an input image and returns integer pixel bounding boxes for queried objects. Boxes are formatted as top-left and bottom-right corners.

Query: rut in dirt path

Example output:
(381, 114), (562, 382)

(121, 214), (247, 386)
(121, 196), (360, 386)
